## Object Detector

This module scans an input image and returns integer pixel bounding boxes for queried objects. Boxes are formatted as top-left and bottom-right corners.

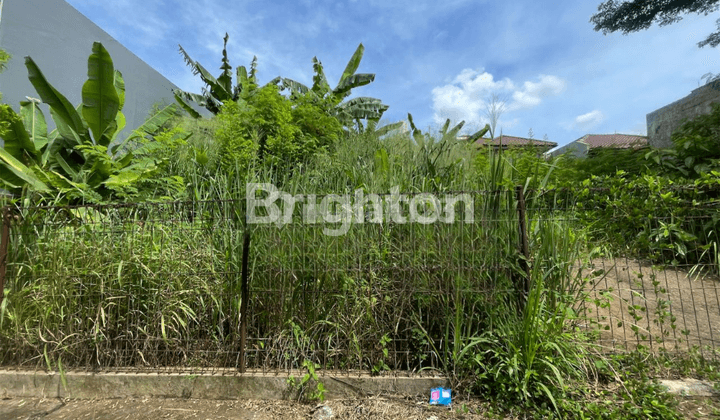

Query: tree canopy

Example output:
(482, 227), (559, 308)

(590, 0), (720, 47)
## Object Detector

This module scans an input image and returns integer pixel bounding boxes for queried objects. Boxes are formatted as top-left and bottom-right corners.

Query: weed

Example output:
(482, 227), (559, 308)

(287, 360), (326, 402)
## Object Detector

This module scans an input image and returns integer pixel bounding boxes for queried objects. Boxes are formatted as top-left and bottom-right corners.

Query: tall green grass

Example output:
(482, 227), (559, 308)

(0, 123), (596, 416)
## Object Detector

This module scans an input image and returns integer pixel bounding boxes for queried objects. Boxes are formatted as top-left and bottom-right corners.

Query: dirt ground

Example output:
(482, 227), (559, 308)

(0, 396), (490, 420)
(581, 258), (720, 355)
(1, 395), (718, 419)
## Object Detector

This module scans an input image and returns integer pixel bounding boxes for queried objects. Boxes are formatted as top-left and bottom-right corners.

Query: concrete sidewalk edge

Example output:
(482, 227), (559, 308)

(0, 370), (449, 400)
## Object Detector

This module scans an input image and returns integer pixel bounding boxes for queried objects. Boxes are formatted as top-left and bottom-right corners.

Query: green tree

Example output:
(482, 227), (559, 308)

(591, 0), (720, 47)
(290, 92), (344, 151)
(214, 84), (344, 174)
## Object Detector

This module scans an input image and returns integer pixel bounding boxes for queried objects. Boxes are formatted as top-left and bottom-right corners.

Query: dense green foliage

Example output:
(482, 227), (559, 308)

(214, 84), (342, 173)
(0, 43), (184, 203)
(591, 0), (720, 48)
(547, 105), (720, 271)
(648, 102), (720, 178)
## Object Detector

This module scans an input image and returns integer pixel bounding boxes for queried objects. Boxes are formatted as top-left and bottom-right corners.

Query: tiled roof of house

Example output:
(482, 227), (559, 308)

(476, 135), (557, 148)
(578, 134), (648, 149)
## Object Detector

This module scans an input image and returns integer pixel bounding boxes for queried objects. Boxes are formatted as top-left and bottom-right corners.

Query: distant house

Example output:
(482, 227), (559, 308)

(469, 135), (557, 153)
(548, 134), (648, 158)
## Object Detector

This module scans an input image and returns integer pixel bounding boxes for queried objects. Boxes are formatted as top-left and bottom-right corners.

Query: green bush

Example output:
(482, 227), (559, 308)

(669, 102), (720, 177)
(213, 84), (343, 177)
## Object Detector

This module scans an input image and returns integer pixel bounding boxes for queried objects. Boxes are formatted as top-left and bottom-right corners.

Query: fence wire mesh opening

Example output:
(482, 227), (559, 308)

(0, 188), (718, 374)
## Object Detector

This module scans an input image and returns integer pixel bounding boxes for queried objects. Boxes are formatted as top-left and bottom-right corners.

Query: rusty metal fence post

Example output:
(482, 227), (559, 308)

(0, 207), (11, 308)
(239, 229), (251, 373)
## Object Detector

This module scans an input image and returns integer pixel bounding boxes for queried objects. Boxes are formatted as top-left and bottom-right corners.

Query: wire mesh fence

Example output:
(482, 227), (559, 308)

(0, 188), (718, 374)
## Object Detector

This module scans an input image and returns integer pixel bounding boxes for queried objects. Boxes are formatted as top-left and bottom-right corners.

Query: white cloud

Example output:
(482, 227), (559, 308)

(430, 69), (514, 127)
(573, 110), (605, 130)
(509, 75), (566, 110)
(431, 69), (565, 132)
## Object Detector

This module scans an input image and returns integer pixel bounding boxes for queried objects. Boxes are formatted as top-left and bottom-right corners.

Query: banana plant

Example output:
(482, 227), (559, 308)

(278, 43), (389, 129)
(174, 33), (281, 117)
(402, 113), (490, 187)
(357, 119), (404, 137)
(0, 42), (183, 201)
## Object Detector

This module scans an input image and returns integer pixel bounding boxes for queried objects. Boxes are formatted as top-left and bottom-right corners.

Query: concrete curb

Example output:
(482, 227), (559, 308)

(658, 379), (719, 397)
(0, 370), (448, 400)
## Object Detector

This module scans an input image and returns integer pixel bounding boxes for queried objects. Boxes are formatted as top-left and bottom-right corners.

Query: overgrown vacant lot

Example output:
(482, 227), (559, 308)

(1, 31), (719, 419)
(583, 258), (720, 354)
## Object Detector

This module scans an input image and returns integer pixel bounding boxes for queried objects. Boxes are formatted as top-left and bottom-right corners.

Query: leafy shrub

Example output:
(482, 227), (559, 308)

(571, 170), (719, 269)
(214, 84), (342, 176)
(669, 102), (720, 177)
(215, 100), (261, 174)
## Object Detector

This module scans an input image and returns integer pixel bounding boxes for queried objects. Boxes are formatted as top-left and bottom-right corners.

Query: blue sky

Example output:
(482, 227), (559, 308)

(66, 0), (720, 149)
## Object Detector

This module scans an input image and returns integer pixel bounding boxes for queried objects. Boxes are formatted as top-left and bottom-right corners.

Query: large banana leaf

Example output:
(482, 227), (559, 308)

(407, 113), (424, 144)
(0, 148), (49, 192)
(1, 105), (35, 162)
(201, 88), (223, 114)
(340, 96), (386, 109)
(178, 45), (232, 102)
(111, 103), (180, 156)
(114, 70), (125, 110)
(41, 129), (59, 167)
(100, 119), (119, 146)
(311, 57), (331, 96)
(374, 121), (404, 137)
(35, 168), (88, 195)
(129, 103), (180, 136)
(280, 78), (309, 96)
(333, 73), (375, 99)
(82, 42), (120, 146)
(173, 90), (203, 119)
(440, 119), (451, 136)
(339, 97), (388, 120)
(19, 99), (48, 152)
(53, 152), (79, 181)
(113, 111), (126, 137)
(25, 57), (89, 144)
(236, 65), (250, 98)
(442, 120), (465, 142)
(49, 107), (83, 152)
(338, 43), (364, 88)
(264, 76), (282, 88)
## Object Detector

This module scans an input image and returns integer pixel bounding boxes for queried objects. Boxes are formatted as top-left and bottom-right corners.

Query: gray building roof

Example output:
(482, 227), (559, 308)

(549, 134), (647, 158)
(476, 135), (557, 150)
